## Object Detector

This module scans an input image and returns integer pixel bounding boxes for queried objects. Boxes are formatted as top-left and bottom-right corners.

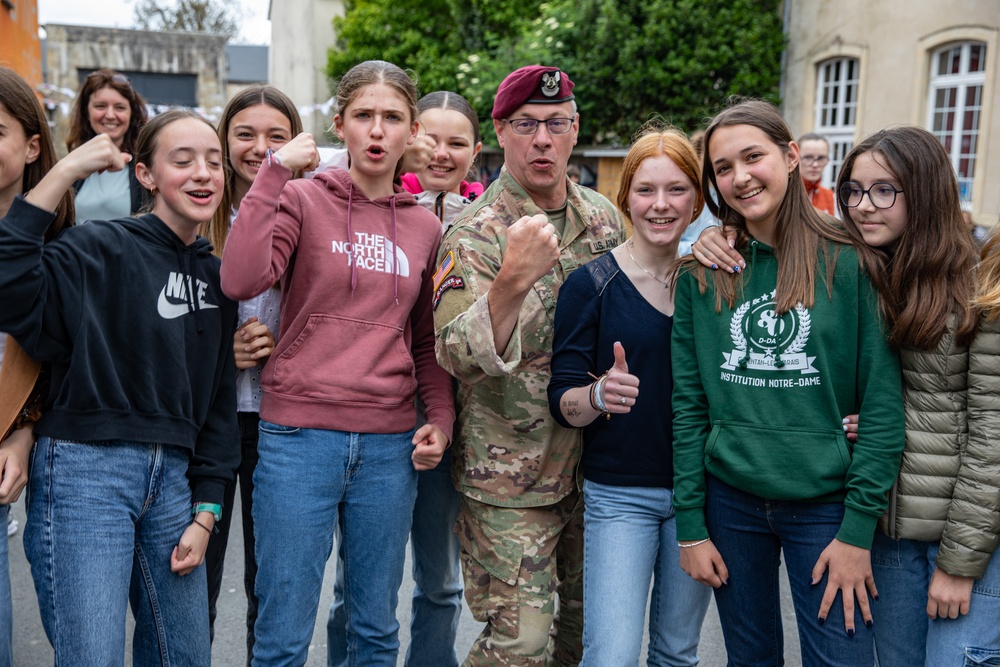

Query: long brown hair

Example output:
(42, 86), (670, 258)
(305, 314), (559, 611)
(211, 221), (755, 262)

(687, 98), (850, 313)
(202, 85), (304, 256)
(67, 69), (148, 154)
(0, 67), (74, 239)
(839, 127), (978, 349)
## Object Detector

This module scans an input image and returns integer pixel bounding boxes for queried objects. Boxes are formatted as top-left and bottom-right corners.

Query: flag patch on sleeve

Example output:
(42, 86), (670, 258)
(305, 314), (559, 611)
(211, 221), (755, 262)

(433, 251), (455, 291)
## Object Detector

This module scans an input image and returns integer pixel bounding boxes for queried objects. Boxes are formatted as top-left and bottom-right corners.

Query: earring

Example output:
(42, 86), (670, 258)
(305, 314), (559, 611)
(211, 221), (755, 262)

(150, 186), (158, 196)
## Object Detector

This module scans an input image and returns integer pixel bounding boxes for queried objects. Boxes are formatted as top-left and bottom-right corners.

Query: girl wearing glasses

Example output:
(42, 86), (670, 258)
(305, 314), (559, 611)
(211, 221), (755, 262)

(836, 127), (999, 666)
(671, 98), (905, 666)
(67, 69), (148, 223)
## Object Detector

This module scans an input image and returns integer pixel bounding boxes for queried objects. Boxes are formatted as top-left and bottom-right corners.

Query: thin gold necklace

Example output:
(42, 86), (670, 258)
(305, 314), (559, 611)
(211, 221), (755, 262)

(626, 239), (670, 288)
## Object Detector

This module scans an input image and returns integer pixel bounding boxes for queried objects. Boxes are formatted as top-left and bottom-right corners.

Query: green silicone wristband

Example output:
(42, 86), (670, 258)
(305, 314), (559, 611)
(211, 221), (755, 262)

(192, 502), (222, 523)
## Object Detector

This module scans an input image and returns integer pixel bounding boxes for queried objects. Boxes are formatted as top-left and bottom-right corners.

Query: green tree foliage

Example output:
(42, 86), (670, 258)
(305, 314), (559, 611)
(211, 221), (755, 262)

(570, 0), (785, 144)
(133, 0), (240, 39)
(326, 0), (785, 146)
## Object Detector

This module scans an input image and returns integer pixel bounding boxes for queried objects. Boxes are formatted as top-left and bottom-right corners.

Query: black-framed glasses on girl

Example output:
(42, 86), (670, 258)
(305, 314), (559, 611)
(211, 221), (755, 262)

(839, 182), (904, 209)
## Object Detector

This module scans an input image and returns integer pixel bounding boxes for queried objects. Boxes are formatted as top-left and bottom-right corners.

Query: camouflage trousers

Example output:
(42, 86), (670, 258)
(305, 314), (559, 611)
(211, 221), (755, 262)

(457, 491), (584, 667)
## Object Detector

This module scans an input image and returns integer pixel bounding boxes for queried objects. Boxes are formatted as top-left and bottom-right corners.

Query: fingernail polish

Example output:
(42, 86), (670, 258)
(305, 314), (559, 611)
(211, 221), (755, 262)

(808, 577), (815, 585)
(723, 577), (729, 586)
(847, 628), (855, 637)
(873, 594), (879, 602)
(818, 617), (826, 625)
(734, 266), (741, 273)
(843, 424), (849, 432)
(711, 263), (718, 270)
(865, 619), (873, 628)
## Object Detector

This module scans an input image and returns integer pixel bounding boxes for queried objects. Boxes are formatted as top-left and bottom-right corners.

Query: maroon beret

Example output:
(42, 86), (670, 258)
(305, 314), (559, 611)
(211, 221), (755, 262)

(491, 66), (575, 120)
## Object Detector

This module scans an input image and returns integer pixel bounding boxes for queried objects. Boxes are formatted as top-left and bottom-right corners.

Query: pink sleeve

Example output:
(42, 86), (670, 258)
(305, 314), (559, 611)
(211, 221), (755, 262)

(220, 160), (302, 301)
(410, 233), (456, 442)
(399, 172), (423, 195)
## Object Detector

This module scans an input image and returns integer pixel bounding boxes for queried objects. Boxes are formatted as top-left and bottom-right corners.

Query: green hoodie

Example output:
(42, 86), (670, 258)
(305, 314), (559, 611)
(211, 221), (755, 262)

(671, 239), (905, 549)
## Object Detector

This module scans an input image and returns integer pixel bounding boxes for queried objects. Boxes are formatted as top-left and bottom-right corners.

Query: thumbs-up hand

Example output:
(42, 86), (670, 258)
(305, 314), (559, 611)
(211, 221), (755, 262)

(601, 341), (640, 414)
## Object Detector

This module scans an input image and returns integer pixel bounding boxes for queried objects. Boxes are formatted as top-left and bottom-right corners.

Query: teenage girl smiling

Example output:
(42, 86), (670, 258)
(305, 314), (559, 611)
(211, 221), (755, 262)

(671, 98), (905, 666)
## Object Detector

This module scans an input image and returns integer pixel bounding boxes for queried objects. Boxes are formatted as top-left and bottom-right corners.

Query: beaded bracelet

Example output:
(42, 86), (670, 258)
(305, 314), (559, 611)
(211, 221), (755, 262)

(677, 538), (711, 549)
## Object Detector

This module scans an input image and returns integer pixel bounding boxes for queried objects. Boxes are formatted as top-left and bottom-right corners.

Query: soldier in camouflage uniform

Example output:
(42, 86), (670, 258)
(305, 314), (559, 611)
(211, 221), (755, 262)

(433, 66), (625, 667)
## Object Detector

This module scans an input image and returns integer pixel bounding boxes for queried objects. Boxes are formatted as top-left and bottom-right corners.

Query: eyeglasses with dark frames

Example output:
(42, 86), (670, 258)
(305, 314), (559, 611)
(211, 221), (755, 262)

(505, 118), (575, 135)
(839, 181), (904, 209)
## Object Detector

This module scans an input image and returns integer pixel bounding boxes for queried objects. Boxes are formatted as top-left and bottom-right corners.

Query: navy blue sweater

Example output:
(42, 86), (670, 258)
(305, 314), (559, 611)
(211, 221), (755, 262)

(548, 251), (674, 487)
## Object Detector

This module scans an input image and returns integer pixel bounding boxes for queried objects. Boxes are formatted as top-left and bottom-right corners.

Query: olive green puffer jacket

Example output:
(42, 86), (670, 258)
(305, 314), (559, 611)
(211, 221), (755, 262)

(878, 315), (1000, 578)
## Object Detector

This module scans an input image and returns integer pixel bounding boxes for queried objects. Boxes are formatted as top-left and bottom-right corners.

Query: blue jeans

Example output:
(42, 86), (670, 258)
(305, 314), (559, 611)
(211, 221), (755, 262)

(251, 421), (418, 667)
(24, 437), (209, 666)
(581, 479), (711, 667)
(0, 503), (11, 667)
(705, 475), (874, 667)
(327, 447), (463, 667)
(871, 533), (1000, 666)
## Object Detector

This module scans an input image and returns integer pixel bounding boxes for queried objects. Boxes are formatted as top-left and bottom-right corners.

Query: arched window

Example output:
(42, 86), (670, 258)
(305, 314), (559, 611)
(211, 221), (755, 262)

(927, 42), (986, 202)
(814, 57), (859, 188)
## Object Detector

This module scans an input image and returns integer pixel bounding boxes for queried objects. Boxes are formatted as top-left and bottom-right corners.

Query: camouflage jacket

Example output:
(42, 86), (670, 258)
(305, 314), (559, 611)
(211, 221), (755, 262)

(434, 169), (625, 508)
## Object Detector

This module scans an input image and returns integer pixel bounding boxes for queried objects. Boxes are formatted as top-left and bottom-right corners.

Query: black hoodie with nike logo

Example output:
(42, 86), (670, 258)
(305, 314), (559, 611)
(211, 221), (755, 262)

(0, 196), (239, 505)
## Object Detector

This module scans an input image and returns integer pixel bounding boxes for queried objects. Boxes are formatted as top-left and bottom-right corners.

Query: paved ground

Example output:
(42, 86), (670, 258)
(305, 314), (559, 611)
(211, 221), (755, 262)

(8, 492), (801, 666)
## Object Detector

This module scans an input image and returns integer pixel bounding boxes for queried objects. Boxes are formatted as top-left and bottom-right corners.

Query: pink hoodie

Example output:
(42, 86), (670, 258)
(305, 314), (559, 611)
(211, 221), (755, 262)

(221, 160), (454, 440)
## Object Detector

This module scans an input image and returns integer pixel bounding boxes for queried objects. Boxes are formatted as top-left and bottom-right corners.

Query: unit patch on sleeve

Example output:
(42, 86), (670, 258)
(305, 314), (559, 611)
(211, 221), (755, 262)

(433, 275), (465, 311)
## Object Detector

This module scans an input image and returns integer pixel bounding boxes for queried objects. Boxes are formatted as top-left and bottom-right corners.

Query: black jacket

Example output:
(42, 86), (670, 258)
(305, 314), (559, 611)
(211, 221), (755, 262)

(0, 196), (238, 503)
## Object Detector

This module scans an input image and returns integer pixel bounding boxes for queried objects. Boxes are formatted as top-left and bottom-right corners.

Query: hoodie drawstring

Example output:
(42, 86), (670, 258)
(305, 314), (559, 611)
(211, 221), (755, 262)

(390, 197), (399, 306)
(347, 182), (357, 295)
(738, 240), (759, 369)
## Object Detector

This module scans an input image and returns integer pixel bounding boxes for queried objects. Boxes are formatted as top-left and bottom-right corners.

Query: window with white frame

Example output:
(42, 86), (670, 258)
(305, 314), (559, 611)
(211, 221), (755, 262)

(927, 41), (986, 203)
(814, 57), (859, 189)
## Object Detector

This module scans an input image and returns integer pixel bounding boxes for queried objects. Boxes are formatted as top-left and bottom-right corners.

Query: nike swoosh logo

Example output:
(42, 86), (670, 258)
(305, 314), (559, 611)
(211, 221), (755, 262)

(157, 287), (219, 320)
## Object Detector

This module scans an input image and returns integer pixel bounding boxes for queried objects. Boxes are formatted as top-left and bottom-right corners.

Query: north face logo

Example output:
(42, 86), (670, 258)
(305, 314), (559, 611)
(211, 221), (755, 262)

(331, 232), (410, 276)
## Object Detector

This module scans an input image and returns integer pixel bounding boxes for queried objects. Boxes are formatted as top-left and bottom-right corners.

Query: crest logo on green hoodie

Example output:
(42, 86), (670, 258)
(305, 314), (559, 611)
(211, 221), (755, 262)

(722, 290), (818, 374)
